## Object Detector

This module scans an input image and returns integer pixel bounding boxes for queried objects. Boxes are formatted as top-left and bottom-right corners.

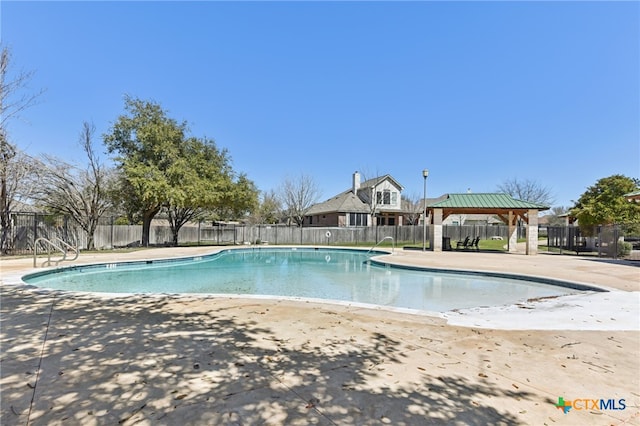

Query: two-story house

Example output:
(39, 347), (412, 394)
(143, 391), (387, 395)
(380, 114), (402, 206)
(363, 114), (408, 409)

(304, 172), (405, 227)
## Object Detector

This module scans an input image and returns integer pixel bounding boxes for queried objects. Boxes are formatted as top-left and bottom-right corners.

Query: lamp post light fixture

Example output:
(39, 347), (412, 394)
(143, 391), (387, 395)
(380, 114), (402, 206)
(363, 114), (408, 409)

(422, 169), (429, 252)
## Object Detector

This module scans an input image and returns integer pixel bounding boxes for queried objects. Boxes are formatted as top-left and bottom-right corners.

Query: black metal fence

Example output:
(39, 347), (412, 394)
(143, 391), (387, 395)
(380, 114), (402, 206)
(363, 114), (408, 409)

(545, 224), (638, 259)
(3, 212), (77, 255)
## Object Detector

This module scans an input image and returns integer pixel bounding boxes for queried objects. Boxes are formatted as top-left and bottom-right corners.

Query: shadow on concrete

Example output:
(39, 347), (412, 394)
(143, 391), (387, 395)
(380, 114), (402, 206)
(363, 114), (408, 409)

(576, 257), (640, 267)
(2, 286), (541, 425)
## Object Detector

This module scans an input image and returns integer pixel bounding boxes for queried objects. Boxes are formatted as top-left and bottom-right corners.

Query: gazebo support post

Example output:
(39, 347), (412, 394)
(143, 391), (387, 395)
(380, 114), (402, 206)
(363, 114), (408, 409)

(526, 209), (539, 255)
(508, 211), (518, 253)
(432, 208), (443, 252)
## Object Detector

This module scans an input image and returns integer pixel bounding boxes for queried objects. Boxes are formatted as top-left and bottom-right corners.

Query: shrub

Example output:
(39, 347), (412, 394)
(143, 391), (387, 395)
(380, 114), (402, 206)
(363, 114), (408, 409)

(617, 241), (632, 258)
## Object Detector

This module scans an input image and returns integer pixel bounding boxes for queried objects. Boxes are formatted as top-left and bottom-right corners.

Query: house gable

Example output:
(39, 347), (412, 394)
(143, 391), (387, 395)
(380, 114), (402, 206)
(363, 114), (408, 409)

(357, 174), (404, 211)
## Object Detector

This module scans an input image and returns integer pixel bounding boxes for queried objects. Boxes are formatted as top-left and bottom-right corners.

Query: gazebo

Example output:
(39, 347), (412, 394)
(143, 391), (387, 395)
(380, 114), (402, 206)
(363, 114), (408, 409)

(624, 190), (640, 203)
(427, 193), (549, 255)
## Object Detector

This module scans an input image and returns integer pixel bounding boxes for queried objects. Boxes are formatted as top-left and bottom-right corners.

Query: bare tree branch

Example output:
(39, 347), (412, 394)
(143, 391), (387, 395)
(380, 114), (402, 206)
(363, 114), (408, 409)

(35, 122), (114, 249)
(0, 46), (46, 253)
(0, 46), (45, 133)
(0, 143), (42, 253)
(401, 193), (422, 225)
(497, 177), (555, 206)
(280, 174), (321, 226)
(358, 169), (385, 226)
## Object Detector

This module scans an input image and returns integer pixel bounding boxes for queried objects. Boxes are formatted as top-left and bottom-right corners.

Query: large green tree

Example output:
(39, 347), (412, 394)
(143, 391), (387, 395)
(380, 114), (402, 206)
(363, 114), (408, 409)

(104, 96), (258, 246)
(209, 173), (259, 223)
(163, 137), (253, 246)
(104, 97), (186, 246)
(571, 174), (640, 229)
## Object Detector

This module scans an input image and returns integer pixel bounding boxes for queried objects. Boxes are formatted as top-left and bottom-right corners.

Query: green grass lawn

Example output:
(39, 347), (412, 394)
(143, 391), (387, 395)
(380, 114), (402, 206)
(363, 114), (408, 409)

(402, 237), (533, 252)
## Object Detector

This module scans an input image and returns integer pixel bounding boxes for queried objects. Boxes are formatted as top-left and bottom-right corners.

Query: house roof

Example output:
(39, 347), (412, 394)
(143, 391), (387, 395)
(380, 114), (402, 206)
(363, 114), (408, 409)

(360, 174), (404, 191)
(624, 190), (640, 201)
(430, 193), (549, 210)
(307, 174), (405, 216)
(307, 190), (369, 215)
(420, 195), (448, 209)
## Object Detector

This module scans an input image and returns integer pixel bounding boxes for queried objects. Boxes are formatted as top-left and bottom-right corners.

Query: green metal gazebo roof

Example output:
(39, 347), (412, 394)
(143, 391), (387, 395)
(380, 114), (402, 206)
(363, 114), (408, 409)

(429, 193), (549, 210)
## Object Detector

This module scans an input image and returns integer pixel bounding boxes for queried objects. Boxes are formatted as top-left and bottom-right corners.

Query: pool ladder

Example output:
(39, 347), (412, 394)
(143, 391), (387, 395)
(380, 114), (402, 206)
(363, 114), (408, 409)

(33, 237), (79, 268)
(367, 236), (395, 255)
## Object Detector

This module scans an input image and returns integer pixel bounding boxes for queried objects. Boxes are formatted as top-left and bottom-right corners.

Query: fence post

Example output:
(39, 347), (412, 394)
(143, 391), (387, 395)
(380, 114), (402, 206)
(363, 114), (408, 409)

(33, 214), (38, 251)
(613, 224), (618, 260)
(546, 227), (550, 253)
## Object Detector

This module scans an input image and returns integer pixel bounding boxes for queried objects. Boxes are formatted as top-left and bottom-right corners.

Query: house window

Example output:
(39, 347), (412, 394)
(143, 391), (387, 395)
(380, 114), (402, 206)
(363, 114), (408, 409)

(376, 190), (392, 205)
(349, 213), (367, 226)
(391, 192), (397, 205)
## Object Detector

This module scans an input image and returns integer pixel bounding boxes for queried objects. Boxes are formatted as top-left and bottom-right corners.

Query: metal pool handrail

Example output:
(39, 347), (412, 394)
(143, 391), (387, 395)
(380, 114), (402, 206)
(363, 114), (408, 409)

(33, 237), (79, 267)
(367, 236), (394, 254)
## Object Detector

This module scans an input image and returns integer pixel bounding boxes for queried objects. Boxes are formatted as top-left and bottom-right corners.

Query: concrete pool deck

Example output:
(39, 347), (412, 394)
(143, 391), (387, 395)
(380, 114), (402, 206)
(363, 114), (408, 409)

(1, 246), (639, 425)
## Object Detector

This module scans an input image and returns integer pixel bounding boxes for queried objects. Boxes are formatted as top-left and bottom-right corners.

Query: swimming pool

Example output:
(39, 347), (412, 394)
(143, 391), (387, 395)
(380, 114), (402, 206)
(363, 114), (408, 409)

(22, 247), (597, 313)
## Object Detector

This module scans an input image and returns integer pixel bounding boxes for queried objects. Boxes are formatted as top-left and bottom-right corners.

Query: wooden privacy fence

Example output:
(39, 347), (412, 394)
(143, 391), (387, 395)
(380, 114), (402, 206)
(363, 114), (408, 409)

(78, 224), (431, 248)
(244, 225), (427, 246)
(4, 212), (529, 255)
(243, 224), (517, 245)
(6, 212), (637, 259)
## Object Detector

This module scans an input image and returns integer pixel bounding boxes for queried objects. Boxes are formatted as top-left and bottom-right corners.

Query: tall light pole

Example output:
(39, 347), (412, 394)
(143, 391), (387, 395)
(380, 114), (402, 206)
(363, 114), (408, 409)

(422, 169), (429, 251)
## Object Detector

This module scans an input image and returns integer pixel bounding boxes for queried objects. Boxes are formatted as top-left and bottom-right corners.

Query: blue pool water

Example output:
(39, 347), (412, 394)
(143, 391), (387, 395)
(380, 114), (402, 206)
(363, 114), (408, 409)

(23, 248), (591, 313)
